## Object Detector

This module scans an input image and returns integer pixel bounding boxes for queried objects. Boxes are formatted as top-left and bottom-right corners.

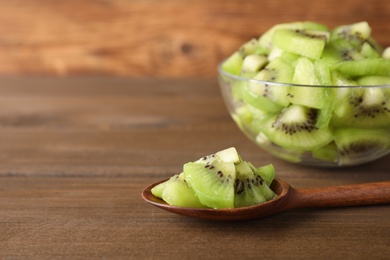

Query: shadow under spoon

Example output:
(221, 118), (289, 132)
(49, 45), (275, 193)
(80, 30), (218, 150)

(142, 178), (390, 221)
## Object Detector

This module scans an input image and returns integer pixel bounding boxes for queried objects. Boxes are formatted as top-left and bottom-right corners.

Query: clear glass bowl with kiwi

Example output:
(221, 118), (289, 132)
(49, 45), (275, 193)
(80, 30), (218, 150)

(218, 21), (390, 167)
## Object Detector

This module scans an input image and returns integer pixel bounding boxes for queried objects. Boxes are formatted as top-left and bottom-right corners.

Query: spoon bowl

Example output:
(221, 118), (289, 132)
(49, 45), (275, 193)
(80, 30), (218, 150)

(142, 178), (390, 221)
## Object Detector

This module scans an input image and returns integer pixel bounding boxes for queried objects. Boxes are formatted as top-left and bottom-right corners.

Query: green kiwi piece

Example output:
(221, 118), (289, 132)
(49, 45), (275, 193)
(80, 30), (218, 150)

(314, 59), (336, 128)
(334, 127), (390, 164)
(222, 39), (267, 76)
(259, 21), (328, 52)
(330, 21), (372, 50)
(240, 81), (285, 114)
(335, 58), (390, 77)
(241, 54), (268, 73)
(272, 29), (329, 60)
(261, 104), (333, 150)
(215, 147), (241, 163)
(330, 87), (390, 128)
(195, 147), (241, 165)
(239, 38), (261, 56)
(331, 71), (358, 86)
(151, 175), (177, 198)
(254, 57), (294, 85)
(288, 58), (336, 128)
(234, 161), (267, 207)
(314, 59), (332, 85)
(238, 57), (294, 113)
(222, 51), (244, 75)
(366, 36), (384, 55)
(311, 142), (339, 163)
(292, 57), (320, 85)
(255, 132), (304, 163)
(281, 51), (301, 63)
(160, 174), (206, 208)
(357, 76), (390, 86)
(183, 160), (236, 209)
(289, 58), (333, 111)
(361, 42), (381, 58)
(232, 105), (257, 133)
(321, 38), (364, 65)
(232, 103), (269, 135)
(248, 162), (275, 186)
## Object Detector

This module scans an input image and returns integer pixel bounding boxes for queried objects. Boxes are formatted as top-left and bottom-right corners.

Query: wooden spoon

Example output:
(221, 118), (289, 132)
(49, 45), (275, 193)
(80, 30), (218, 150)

(142, 178), (390, 221)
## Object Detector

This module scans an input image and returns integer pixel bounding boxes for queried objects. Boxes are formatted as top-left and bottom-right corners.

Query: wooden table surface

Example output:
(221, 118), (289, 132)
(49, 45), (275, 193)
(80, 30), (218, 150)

(0, 77), (389, 259)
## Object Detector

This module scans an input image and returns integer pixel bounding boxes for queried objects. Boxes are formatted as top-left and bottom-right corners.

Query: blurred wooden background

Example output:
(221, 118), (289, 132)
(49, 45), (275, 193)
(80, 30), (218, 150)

(0, 0), (389, 77)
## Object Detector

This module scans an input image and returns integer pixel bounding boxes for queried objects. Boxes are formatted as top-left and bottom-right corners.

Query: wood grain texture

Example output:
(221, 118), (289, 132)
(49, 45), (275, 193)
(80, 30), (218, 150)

(0, 0), (389, 77)
(0, 77), (389, 259)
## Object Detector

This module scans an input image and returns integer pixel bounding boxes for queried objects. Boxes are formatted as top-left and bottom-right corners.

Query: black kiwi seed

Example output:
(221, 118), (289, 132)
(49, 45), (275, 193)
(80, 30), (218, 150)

(263, 84), (269, 97)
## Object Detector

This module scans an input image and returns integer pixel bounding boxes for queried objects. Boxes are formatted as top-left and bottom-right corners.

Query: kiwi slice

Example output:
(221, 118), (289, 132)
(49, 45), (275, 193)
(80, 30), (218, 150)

(255, 132), (305, 163)
(259, 21), (328, 52)
(361, 41), (381, 58)
(330, 21), (372, 50)
(234, 161), (267, 207)
(241, 54), (268, 73)
(238, 57), (293, 113)
(272, 29), (329, 60)
(261, 104), (333, 150)
(232, 103), (269, 135)
(357, 76), (390, 86)
(289, 57), (334, 106)
(151, 175), (176, 198)
(287, 57), (335, 128)
(331, 87), (390, 128)
(222, 51), (244, 76)
(239, 81), (285, 114)
(183, 160), (236, 209)
(321, 38), (364, 65)
(248, 163), (275, 186)
(245, 57), (293, 108)
(159, 174), (206, 208)
(311, 142), (339, 163)
(239, 38), (262, 56)
(334, 127), (390, 164)
(195, 147), (241, 165)
(335, 58), (390, 77)
(331, 70), (358, 86)
(292, 57), (320, 85)
(222, 39), (269, 76)
(254, 57), (294, 85)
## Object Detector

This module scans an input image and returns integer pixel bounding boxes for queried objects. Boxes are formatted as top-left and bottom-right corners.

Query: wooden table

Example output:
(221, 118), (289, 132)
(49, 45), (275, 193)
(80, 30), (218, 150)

(0, 77), (389, 259)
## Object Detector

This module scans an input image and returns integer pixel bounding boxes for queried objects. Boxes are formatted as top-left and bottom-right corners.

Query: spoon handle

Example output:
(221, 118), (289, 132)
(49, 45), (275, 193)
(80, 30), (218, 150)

(288, 181), (390, 209)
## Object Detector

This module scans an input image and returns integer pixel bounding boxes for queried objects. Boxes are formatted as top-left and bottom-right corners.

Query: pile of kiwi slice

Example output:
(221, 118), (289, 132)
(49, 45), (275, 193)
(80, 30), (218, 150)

(221, 21), (390, 166)
(151, 147), (276, 209)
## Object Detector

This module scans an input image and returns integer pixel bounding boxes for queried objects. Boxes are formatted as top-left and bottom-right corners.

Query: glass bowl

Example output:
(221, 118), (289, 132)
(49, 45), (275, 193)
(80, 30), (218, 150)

(218, 63), (390, 167)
